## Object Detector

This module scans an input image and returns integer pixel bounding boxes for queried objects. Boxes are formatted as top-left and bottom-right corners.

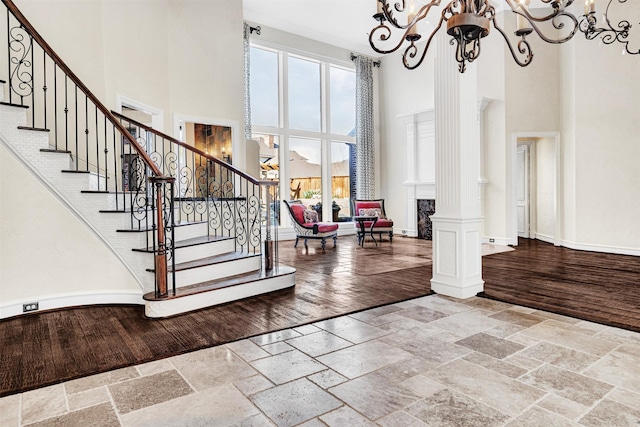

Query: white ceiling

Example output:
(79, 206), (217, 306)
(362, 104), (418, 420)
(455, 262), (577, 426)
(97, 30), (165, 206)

(242, 0), (391, 56)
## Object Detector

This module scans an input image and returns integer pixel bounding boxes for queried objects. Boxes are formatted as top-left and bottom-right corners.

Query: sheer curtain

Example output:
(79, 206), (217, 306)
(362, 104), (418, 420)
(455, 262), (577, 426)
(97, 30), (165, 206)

(243, 22), (252, 141)
(354, 55), (375, 200)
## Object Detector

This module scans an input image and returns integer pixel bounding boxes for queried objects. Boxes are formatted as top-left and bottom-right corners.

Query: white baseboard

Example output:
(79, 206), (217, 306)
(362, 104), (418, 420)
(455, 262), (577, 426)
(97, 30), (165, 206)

(560, 240), (640, 257)
(535, 233), (555, 245)
(396, 227), (418, 237)
(481, 237), (513, 246)
(0, 290), (143, 319)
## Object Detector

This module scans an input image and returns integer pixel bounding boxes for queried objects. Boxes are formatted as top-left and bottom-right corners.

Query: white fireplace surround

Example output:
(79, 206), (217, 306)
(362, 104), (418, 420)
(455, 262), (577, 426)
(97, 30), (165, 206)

(398, 99), (491, 238)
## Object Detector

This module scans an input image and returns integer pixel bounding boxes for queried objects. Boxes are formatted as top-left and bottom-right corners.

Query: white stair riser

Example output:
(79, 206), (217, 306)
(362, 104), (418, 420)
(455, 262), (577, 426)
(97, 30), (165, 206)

(174, 238), (235, 264)
(111, 222), (210, 252)
(171, 256), (261, 288)
(146, 272), (296, 318)
(0, 105), (28, 131)
(171, 222), (209, 241)
(136, 221), (209, 247)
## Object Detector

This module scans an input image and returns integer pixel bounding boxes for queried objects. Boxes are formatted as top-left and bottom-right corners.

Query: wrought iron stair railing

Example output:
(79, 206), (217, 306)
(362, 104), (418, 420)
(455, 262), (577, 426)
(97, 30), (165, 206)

(112, 111), (280, 269)
(2, 0), (171, 298)
(1, 0), (279, 300)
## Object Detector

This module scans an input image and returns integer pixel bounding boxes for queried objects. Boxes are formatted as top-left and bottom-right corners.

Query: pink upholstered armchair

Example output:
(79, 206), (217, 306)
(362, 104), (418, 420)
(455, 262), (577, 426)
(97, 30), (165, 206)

(352, 199), (394, 242)
(283, 200), (338, 251)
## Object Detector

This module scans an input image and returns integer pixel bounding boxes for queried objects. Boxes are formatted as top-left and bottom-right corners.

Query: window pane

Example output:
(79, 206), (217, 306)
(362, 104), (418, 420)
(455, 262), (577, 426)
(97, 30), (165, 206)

(288, 57), (321, 132)
(254, 133), (280, 225)
(250, 47), (278, 127)
(255, 133), (280, 181)
(332, 141), (356, 220)
(330, 67), (356, 136)
(289, 137), (322, 214)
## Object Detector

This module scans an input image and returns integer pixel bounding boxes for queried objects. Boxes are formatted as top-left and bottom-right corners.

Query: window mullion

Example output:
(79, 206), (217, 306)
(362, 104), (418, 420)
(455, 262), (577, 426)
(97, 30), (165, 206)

(280, 52), (288, 130)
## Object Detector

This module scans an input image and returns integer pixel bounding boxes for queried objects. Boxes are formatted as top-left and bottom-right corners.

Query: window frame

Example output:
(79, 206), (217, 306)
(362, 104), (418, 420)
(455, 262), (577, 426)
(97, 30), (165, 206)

(250, 41), (356, 225)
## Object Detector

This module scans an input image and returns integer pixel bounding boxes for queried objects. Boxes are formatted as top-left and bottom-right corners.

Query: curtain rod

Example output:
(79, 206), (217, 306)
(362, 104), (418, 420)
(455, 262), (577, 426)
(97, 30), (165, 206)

(350, 53), (381, 67)
(249, 25), (261, 35)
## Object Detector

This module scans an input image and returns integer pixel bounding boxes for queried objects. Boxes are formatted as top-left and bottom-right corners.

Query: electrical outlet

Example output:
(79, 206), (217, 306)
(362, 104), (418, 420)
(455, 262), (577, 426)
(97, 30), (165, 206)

(401, 229), (407, 234)
(489, 238), (495, 243)
(23, 302), (39, 312)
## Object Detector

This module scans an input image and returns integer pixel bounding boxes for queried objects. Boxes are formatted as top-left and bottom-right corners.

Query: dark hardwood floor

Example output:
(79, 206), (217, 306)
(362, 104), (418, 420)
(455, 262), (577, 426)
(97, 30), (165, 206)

(1, 236), (639, 397)
(482, 238), (640, 334)
(0, 236), (433, 397)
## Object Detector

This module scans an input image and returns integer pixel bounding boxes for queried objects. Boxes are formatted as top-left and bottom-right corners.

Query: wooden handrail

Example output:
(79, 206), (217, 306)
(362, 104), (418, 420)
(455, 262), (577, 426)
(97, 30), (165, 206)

(111, 110), (271, 186)
(2, 0), (163, 177)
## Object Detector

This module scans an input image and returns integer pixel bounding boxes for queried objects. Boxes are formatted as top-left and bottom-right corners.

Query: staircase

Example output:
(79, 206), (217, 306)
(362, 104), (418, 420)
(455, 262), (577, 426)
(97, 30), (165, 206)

(0, 0), (295, 318)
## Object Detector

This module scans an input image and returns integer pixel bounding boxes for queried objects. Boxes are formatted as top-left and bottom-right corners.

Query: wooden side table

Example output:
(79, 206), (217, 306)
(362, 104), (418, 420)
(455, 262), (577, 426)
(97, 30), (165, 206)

(353, 216), (378, 247)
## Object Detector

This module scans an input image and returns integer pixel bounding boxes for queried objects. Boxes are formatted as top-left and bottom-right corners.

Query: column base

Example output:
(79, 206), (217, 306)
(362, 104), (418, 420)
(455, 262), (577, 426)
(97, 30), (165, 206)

(430, 216), (484, 299)
(430, 278), (484, 299)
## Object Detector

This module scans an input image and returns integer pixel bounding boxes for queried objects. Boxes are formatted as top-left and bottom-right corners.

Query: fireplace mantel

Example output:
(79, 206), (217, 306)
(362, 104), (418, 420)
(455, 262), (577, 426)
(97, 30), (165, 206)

(398, 100), (491, 237)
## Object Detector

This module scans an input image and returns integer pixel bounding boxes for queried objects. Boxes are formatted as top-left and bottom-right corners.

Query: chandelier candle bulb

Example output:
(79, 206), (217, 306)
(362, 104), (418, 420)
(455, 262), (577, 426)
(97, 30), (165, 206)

(517, 12), (528, 31)
(407, 11), (417, 36)
(377, 0), (383, 15)
(516, 0), (530, 32)
(585, 0), (596, 14)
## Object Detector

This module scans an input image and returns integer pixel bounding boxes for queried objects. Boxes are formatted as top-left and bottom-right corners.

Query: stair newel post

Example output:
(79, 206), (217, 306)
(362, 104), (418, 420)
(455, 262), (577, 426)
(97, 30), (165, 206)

(263, 181), (277, 271)
(149, 176), (175, 298)
(263, 182), (272, 271)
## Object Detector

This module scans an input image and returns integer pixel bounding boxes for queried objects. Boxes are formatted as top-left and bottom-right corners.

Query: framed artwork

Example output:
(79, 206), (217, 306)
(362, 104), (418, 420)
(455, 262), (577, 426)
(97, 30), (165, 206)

(193, 123), (232, 164)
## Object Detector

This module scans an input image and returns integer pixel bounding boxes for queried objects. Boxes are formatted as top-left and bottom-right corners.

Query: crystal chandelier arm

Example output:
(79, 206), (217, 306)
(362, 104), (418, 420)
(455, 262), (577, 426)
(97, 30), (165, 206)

(504, 0), (579, 44)
(492, 16), (534, 67)
(370, 0), (442, 55)
(380, 0), (442, 30)
(403, 11), (448, 69)
(369, 23), (400, 54)
(579, 0), (639, 55)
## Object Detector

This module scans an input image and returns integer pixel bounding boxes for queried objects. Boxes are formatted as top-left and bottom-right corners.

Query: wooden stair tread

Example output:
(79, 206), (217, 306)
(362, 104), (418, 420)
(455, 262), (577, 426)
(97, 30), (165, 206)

(0, 101), (28, 108)
(169, 251), (260, 272)
(174, 235), (233, 248)
(134, 234), (232, 253)
(61, 170), (90, 174)
(99, 207), (155, 213)
(18, 126), (50, 132)
(143, 266), (295, 301)
(116, 220), (207, 233)
(41, 148), (71, 154)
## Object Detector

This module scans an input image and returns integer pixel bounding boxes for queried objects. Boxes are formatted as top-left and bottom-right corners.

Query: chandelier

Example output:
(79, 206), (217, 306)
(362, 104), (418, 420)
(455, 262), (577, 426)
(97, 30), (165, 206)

(369, 0), (639, 72)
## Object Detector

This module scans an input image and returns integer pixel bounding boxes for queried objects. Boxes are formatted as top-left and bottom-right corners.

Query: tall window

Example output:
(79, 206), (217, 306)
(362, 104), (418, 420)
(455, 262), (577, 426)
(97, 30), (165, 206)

(250, 45), (356, 223)
(250, 47), (279, 128)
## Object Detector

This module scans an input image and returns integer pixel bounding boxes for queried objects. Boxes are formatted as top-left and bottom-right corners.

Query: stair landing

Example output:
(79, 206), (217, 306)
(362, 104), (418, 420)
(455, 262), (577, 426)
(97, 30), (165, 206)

(143, 266), (296, 318)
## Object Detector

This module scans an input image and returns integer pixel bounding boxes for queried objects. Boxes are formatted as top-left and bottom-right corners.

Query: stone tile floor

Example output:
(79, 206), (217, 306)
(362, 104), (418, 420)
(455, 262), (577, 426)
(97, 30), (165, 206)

(2, 295), (640, 427)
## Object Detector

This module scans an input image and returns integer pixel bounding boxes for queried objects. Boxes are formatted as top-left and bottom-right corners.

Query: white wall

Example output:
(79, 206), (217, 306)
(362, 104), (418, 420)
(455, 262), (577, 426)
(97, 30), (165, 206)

(0, 142), (141, 317)
(14, 0), (246, 152)
(167, 1), (245, 158)
(571, 37), (640, 252)
(477, 15), (507, 244)
(15, 0), (107, 100)
(101, 0), (171, 121)
(536, 137), (555, 241)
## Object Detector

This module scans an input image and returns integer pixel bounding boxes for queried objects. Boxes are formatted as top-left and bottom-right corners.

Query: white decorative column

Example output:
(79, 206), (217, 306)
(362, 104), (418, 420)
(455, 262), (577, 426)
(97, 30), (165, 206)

(430, 36), (483, 298)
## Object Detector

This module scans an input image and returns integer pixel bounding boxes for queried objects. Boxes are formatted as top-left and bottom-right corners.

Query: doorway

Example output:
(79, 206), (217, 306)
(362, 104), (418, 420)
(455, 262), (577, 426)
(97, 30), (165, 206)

(516, 142), (532, 239)
(511, 133), (560, 246)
